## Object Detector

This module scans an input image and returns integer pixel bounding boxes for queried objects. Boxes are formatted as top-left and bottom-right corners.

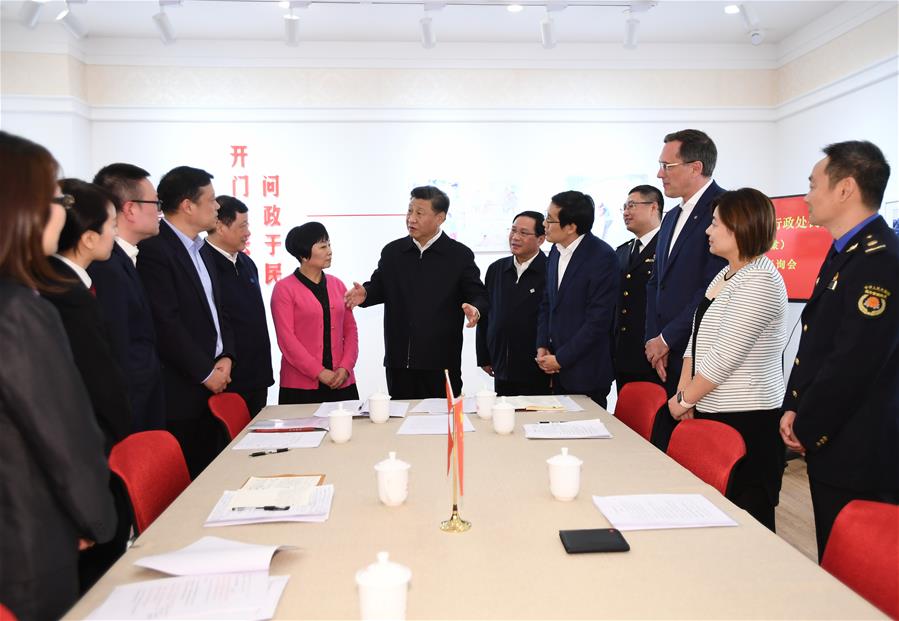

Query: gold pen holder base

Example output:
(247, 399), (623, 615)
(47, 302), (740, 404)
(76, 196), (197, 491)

(440, 506), (471, 533)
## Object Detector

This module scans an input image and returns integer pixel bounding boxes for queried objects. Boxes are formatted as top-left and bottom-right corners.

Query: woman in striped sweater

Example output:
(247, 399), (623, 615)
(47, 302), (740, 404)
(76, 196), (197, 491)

(667, 187), (788, 531)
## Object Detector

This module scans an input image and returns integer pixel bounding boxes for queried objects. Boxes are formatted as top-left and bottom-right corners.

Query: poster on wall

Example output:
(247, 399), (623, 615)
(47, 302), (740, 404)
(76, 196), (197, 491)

(767, 194), (832, 302)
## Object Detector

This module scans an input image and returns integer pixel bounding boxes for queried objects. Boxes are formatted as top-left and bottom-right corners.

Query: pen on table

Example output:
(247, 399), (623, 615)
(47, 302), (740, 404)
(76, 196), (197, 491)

(231, 505), (290, 512)
(249, 448), (289, 457)
(539, 421), (561, 424)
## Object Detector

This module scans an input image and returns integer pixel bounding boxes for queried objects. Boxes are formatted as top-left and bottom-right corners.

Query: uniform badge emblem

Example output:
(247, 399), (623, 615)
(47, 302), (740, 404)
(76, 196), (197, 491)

(857, 285), (890, 317)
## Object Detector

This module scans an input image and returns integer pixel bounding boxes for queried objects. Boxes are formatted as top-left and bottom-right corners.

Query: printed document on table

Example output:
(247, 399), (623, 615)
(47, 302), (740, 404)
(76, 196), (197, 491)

(227, 488), (314, 511)
(232, 430), (326, 450)
(249, 416), (330, 431)
(134, 536), (293, 576)
(396, 414), (476, 435)
(85, 571), (287, 620)
(592, 494), (738, 531)
(523, 418), (612, 439)
(410, 397), (477, 414)
(241, 475), (323, 491)
(555, 395), (585, 412)
(205, 485), (334, 527)
(505, 395), (565, 410)
(312, 400), (362, 417)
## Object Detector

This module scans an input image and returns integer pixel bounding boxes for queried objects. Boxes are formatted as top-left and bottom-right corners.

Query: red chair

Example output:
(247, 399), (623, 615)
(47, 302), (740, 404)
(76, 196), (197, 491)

(108, 431), (190, 534)
(208, 393), (251, 440)
(822, 500), (899, 619)
(0, 603), (18, 621)
(614, 382), (667, 441)
(667, 419), (746, 495)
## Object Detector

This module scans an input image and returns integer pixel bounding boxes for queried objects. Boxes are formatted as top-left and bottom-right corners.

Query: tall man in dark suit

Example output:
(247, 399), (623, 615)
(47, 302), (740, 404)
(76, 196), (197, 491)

(202, 196), (274, 417)
(645, 129), (727, 448)
(536, 191), (619, 408)
(476, 211), (551, 396)
(138, 166), (235, 477)
(344, 186), (488, 399)
(779, 141), (898, 560)
(614, 185), (662, 390)
(90, 163), (166, 433)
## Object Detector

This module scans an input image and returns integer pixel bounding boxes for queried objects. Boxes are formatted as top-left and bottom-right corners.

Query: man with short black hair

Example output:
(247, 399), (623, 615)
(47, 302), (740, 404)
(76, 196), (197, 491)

(138, 166), (235, 477)
(780, 140), (898, 560)
(536, 190), (619, 407)
(345, 185), (488, 399)
(90, 163), (166, 433)
(201, 196), (274, 417)
(646, 129), (727, 448)
(476, 211), (551, 396)
(614, 185), (663, 391)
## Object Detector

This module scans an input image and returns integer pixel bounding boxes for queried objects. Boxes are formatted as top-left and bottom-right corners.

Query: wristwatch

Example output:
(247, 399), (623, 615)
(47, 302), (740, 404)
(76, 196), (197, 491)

(676, 391), (696, 409)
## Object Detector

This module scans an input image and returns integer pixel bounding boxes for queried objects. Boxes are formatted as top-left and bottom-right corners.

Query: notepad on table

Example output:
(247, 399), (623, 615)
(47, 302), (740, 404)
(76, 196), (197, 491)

(205, 485), (335, 527)
(592, 493), (738, 531)
(523, 418), (612, 439)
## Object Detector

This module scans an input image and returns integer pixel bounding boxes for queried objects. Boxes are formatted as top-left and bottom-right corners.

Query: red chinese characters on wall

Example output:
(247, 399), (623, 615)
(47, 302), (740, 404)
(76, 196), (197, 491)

(767, 195), (832, 301)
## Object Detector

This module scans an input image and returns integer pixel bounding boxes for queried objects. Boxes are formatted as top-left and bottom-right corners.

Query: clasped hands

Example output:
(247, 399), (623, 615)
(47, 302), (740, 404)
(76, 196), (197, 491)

(645, 335), (669, 383)
(203, 357), (232, 394)
(319, 367), (350, 390)
(535, 347), (561, 374)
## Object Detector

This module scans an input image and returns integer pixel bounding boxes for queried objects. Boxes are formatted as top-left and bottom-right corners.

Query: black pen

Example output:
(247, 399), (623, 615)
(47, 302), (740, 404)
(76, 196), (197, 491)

(249, 448), (288, 457)
(231, 505), (290, 512)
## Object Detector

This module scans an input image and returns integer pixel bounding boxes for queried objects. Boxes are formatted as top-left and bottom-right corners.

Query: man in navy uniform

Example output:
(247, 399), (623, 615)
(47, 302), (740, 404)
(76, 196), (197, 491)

(779, 140), (898, 561)
(477, 211), (551, 396)
(614, 185), (662, 391)
(202, 196), (274, 417)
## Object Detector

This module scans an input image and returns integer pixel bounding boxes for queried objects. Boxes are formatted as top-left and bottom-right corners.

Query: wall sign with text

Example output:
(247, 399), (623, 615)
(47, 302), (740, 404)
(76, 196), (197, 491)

(767, 194), (832, 302)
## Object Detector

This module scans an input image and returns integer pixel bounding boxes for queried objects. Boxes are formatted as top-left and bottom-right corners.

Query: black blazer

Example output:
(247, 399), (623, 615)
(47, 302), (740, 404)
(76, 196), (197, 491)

(613, 235), (658, 377)
(361, 233), (489, 371)
(42, 257), (133, 453)
(1, 280), (116, 621)
(476, 252), (549, 384)
(784, 216), (898, 493)
(137, 221), (235, 421)
(537, 232), (619, 395)
(201, 245), (274, 393)
(88, 242), (164, 431)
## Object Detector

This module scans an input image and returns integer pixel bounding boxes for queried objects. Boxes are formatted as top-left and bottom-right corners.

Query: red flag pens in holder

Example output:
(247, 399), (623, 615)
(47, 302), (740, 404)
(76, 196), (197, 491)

(440, 369), (470, 533)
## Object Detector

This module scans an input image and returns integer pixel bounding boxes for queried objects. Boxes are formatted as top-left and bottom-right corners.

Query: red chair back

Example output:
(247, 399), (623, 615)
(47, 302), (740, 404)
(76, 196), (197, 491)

(614, 382), (667, 441)
(667, 419), (746, 495)
(108, 431), (190, 534)
(208, 393), (251, 440)
(0, 603), (18, 621)
(822, 500), (899, 618)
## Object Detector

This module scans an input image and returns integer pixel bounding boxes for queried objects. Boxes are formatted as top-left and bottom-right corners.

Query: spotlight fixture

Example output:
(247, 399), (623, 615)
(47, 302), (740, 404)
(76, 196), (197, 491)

(506, 3), (523, 12)
(153, 10), (176, 45)
(540, 15), (555, 49)
(55, 1), (87, 39)
(19, 0), (48, 29)
(624, 17), (638, 49)
(735, 4), (765, 46)
(284, 11), (300, 46)
(420, 15), (436, 49)
(749, 29), (765, 45)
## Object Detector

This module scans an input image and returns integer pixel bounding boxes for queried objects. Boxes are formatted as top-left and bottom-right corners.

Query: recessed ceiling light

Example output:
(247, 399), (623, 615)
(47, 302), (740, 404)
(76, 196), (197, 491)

(724, 4), (740, 15)
(507, 4), (524, 13)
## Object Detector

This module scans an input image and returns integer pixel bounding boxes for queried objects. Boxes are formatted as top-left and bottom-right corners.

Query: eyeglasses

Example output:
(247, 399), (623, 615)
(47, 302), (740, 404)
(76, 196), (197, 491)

(130, 199), (164, 211)
(621, 201), (655, 212)
(52, 194), (75, 210)
(544, 217), (560, 225)
(509, 227), (537, 237)
(658, 160), (697, 172)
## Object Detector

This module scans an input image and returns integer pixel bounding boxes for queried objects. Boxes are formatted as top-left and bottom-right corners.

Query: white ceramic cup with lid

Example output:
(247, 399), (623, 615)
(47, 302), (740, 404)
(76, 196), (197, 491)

(355, 551), (412, 620)
(491, 397), (515, 434)
(368, 389), (391, 424)
(329, 403), (353, 443)
(375, 451), (410, 506)
(546, 447), (583, 501)
(475, 387), (496, 420)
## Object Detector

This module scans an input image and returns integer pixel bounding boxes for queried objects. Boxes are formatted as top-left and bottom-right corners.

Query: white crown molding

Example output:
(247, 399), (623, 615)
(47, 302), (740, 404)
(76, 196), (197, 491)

(0, 95), (91, 119)
(775, 1), (897, 67)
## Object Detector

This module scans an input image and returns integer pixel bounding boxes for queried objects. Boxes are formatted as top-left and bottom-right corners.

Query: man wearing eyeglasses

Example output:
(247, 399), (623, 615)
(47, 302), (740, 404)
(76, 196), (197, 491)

(646, 129), (727, 449)
(90, 163), (166, 434)
(476, 211), (551, 396)
(614, 185), (663, 391)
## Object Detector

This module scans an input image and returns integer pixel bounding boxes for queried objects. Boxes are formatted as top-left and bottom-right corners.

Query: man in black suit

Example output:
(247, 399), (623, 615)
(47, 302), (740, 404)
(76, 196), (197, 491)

(138, 166), (235, 478)
(90, 163), (166, 433)
(645, 129), (727, 448)
(202, 196), (274, 417)
(614, 185), (662, 390)
(476, 211), (551, 396)
(780, 141), (898, 560)
(345, 186), (488, 399)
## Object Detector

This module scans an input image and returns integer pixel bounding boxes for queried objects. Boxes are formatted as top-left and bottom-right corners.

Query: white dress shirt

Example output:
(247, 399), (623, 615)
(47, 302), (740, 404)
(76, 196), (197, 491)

(206, 239), (238, 265)
(636, 226), (660, 252)
(514, 252), (539, 283)
(556, 234), (585, 289)
(668, 178), (714, 256)
(116, 237), (140, 267)
(413, 229), (443, 256)
(53, 254), (91, 288)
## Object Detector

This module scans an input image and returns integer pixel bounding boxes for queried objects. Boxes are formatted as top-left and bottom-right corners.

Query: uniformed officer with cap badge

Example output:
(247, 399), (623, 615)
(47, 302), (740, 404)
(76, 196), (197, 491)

(779, 140), (899, 561)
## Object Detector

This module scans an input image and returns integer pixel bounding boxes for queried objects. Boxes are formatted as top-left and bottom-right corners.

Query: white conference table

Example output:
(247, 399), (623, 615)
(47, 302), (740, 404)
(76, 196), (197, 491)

(69, 396), (883, 619)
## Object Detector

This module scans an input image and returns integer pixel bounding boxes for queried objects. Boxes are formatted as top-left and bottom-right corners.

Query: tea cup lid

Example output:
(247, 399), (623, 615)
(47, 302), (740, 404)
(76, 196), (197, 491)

(370, 388), (390, 400)
(374, 451), (410, 472)
(546, 447), (583, 466)
(330, 403), (351, 417)
(355, 552), (412, 588)
(476, 385), (496, 397)
(492, 396), (514, 411)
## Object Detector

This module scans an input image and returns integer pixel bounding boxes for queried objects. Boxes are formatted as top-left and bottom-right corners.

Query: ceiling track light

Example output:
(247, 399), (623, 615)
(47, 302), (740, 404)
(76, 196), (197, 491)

(420, 15), (436, 49)
(284, 9), (301, 46)
(736, 4), (765, 46)
(540, 14), (555, 49)
(623, 16), (638, 49)
(153, 9), (176, 45)
(55, 1), (88, 39)
(19, 0), (45, 29)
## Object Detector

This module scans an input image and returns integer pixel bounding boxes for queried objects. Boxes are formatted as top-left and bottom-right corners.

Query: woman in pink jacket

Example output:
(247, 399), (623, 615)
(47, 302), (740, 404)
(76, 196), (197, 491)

(272, 222), (359, 404)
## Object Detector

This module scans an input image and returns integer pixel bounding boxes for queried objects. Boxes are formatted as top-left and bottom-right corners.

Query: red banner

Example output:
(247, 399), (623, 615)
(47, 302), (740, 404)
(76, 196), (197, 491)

(767, 195), (832, 302)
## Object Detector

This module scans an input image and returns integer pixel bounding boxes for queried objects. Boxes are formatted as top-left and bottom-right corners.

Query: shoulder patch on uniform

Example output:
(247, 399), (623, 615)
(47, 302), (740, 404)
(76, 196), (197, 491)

(865, 244), (887, 254)
(858, 285), (890, 317)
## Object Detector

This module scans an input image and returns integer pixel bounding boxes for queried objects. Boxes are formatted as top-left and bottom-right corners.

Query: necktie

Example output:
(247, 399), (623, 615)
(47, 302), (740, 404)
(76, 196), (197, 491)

(629, 239), (642, 268)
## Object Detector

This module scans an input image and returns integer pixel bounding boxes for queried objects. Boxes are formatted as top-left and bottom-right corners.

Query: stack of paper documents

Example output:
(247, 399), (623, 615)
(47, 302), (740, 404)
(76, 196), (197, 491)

(311, 399), (409, 418)
(232, 430), (326, 450)
(135, 536), (293, 576)
(206, 476), (334, 527)
(396, 414), (476, 435)
(592, 494), (738, 531)
(248, 416), (330, 432)
(410, 397), (477, 414)
(505, 395), (566, 410)
(523, 418), (612, 439)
